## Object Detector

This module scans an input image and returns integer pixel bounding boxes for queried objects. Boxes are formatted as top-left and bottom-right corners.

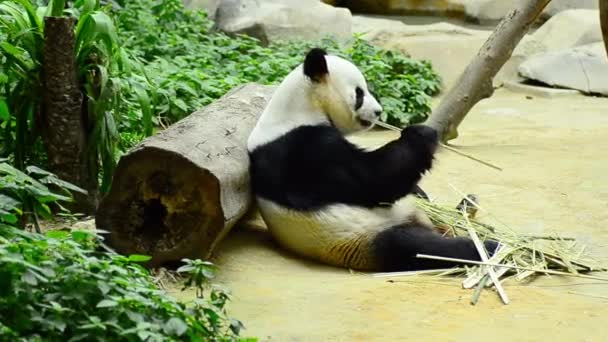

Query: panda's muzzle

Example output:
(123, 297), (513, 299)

(357, 117), (373, 127)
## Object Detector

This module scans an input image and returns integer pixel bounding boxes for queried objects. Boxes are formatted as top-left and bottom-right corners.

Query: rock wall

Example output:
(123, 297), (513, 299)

(324, 0), (598, 24)
(184, 0), (352, 44)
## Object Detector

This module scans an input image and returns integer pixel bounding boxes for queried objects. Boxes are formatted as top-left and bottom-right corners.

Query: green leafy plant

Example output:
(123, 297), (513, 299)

(0, 0), (148, 193)
(0, 0), (45, 169)
(0, 161), (251, 341)
(0, 159), (86, 232)
(2, 0), (441, 197)
(111, 0), (442, 152)
(0, 228), (251, 341)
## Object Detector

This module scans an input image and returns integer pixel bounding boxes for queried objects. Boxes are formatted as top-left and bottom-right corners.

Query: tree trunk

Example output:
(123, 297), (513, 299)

(424, 0), (551, 143)
(42, 17), (97, 212)
(601, 0), (608, 57)
(95, 83), (275, 267)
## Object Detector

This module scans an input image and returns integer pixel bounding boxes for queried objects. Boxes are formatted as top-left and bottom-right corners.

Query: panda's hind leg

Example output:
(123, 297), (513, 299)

(371, 223), (499, 272)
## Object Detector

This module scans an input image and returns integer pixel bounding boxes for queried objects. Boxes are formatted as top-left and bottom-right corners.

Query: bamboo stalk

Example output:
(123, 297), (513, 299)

(415, 254), (608, 281)
(372, 268), (457, 278)
(462, 211), (510, 304)
(373, 120), (503, 171)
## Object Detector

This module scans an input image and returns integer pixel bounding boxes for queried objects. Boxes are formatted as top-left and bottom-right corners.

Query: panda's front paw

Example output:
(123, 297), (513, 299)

(401, 124), (439, 154)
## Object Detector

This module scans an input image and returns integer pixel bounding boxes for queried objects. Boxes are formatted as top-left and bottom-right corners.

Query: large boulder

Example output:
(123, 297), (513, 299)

(324, 0), (597, 22)
(518, 42), (608, 96)
(463, 0), (598, 23)
(520, 9), (602, 54)
(214, 0), (352, 44)
(498, 9), (602, 84)
(325, 0), (466, 15)
(544, 0), (598, 17)
(463, 0), (523, 24)
(352, 15), (491, 89)
(351, 9), (604, 91)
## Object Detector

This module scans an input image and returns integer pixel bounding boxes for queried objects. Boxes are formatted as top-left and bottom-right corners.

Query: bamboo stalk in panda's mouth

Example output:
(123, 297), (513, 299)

(373, 120), (503, 172)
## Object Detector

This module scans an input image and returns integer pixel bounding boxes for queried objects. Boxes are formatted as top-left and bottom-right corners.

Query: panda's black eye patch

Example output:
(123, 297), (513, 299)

(355, 87), (364, 110)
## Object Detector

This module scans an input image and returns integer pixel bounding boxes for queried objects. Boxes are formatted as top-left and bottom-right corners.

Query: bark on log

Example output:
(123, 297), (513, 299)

(42, 17), (96, 212)
(425, 0), (551, 143)
(95, 83), (275, 267)
(601, 0), (608, 57)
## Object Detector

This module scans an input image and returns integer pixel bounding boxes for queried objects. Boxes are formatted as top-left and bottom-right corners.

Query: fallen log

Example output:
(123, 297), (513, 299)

(95, 83), (275, 267)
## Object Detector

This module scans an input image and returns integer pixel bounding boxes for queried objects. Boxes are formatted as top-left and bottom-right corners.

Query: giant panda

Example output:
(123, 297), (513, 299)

(246, 48), (499, 272)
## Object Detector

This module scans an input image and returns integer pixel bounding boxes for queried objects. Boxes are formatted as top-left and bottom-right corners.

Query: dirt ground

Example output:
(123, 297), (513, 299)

(169, 88), (608, 341)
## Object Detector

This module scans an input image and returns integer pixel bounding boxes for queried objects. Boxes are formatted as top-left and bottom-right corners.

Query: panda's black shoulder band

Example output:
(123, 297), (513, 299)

(304, 48), (328, 82)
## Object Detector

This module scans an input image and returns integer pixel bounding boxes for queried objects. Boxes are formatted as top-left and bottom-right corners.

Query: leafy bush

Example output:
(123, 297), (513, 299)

(0, 159), (86, 231)
(2, 0), (442, 186)
(0, 228), (249, 341)
(0, 0), (145, 193)
(112, 0), (442, 145)
(0, 163), (251, 341)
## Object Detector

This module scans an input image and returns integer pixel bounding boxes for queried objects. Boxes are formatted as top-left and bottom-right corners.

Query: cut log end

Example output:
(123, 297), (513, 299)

(95, 83), (276, 268)
(96, 147), (223, 267)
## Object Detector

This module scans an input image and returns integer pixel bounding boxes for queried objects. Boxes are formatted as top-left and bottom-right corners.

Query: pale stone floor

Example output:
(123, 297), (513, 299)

(170, 88), (608, 341)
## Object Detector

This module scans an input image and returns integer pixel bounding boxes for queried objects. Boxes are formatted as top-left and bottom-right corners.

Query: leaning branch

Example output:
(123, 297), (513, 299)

(601, 0), (608, 57)
(425, 0), (551, 142)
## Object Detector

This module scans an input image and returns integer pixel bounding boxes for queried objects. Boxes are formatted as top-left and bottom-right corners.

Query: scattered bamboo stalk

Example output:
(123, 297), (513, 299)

(461, 210), (510, 304)
(415, 254), (608, 281)
(373, 268), (457, 278)
(471, 274), (489, 305)
(462, 251), (511, 289)
(373, 120), (503, 171)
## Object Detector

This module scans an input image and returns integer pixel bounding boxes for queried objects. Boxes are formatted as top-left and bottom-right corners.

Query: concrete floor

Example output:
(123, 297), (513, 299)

(170, 88), (608, 341)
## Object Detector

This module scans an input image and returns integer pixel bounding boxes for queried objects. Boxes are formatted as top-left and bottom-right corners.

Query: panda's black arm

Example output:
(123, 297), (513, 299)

(359, 134), (435, 203)
(286, 125), (437, 208)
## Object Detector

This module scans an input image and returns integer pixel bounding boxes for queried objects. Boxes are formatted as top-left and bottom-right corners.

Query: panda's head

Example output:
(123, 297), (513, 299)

(303, 48), (383, 134)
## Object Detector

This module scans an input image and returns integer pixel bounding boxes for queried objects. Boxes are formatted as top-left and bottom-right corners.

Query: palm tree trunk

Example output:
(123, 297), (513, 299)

(42, 16), (98, 213)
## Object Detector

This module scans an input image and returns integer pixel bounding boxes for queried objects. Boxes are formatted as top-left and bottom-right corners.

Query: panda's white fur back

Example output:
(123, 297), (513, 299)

(246, 48), (498, 271)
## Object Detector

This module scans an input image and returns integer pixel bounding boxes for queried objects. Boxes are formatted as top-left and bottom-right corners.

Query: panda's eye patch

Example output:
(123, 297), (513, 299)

(355, 87), (364, 110)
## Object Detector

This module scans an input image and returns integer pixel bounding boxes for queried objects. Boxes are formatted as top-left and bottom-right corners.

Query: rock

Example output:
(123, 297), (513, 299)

(353, 16), (491, 89)
(498, 9), (602, 84)
(522, 9), (602, 53)
(463, 0), (523, 24)
(333, 0), (466, 16)
(503, 80), (582, 98)
(214, 0), (352, 44)
(518, 43), (608, 95)
(332, 0), (596, 22)
(72, 218), (97, 232)
(183, 0), (220, 18)
(544, 0), (598, 17)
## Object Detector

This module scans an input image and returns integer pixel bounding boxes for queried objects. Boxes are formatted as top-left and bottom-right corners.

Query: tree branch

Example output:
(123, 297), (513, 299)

(601, 0), (608, 57)
(425, 0), (551, 142)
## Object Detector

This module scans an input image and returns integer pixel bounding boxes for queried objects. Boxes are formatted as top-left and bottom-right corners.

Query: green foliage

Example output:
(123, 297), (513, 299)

(0, 159), (86, 231)
(111, 0), (441, 149)
(0, 228), (249, 341)
(1, 0), (442, 189)
(0, 0), (45, 169)
(0, 0), (147, 193)
(0, 162), (251, 341)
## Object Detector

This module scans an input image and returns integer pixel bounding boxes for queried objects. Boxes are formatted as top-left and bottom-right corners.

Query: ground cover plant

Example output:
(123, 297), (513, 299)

(113, 0), (442, 138)
(0, 161), (251, 341)
(1, 0), (442, 185)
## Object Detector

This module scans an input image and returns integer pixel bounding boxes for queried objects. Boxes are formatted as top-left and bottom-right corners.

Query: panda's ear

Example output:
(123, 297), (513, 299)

(303, 48), (328, 83)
